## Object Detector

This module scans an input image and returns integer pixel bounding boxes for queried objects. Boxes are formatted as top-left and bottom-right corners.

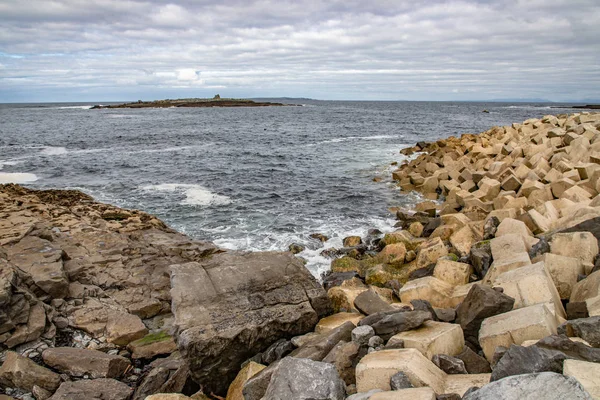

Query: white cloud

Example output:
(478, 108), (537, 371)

(0, 0), (599, 101)
(177, 69), (200, 81)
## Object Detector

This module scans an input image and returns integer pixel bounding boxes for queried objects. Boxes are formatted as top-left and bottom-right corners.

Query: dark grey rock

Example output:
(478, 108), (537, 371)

(423, 218), (442, 238)
(358, 310), (432, 340)
(455, 346), (491, 374)
(432, 354), (467, 374)
(408, 264), (436, 280)
(483, 217), (499, 241)
(351, 325), (375, 346)
(353, 289), (395, 315)
(462, 387), (479, 398)
(434, 308), (456, 323)
(490, 345), (566, 382)
(536, 334), (600, 362)
(132, 367), (170, 400)
(262, 357), (345, 400)
(437, 394), (461, 400)
(411, 299), (438, 321)
(456, 284), (515, 349)
(242, 360), (282, 400)
(170, 252), (331, 395)
(490, 346), (508, 369)
(469, 241), (492, 279)
(367, 336), (383, 348)
(390, 371), (413, 390)
(567, 302), (589, 320)
(558, 316), (600, 347)
(290, 321), (355, 361)
(529, 237), (550, 260)
(462, 372), (593, 400)
(261, 339), (294, 365)
(322, 272), (361, 291)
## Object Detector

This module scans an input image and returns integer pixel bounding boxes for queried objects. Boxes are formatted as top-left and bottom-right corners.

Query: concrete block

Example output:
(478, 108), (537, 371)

(444, 374), (491, 397)
(399, 277), (454, 308)
(492, 262), (566, 319)
(369, 388), (436, 400)
(415, 238), (448, 269)
(388, 321), (464, 359)
(563, 359), (600, 399)
(433, 259), (472, 286)
(355, 349), (446, 393)
(449, 226), (477, 258)
(539, 253), (584, 300)
(551, 232), (599, 266)
(571, 270), (600, 303)
(495, 218), (536, 250)
(478, 304), (559, 361)
(484, 252), (531, 285)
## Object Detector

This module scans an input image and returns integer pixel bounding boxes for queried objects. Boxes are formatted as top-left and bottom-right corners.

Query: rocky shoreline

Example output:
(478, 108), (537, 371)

(2, 111), (600, 399)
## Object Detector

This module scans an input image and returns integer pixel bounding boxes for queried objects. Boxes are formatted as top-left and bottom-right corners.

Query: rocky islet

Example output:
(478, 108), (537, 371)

(0, 112), (600, 399)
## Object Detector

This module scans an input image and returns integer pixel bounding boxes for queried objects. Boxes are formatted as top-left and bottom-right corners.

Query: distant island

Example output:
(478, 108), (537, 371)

(91, 95), (295, 109)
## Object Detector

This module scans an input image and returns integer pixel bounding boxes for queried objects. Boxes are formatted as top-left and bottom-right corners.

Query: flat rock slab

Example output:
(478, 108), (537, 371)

(171, 251), (330, 395)
(47, 378), (133, 400)
(42, 347), (131, 379)
(0, 351), (60, 392)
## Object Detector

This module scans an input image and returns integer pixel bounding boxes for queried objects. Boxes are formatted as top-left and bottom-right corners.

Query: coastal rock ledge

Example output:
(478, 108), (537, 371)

(0, 184), (329, 398)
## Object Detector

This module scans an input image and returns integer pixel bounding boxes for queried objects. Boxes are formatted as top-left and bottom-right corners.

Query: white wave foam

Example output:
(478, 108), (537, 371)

(0, 172), (38, 184)
(307, 134), (403, 146)
(56, 105), (93, 110)
(41, 146), (68, 156)
(142, 183), (232, 207)
(0, 160), (21, 170)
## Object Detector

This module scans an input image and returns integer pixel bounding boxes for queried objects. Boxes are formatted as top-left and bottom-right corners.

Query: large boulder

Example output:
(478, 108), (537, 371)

(170, 251), (331, 395)
(490, 345), (566, 382)
(456, 285), (515, 349)
(462, 372), (592, 400)
(261, 357), (345, 400)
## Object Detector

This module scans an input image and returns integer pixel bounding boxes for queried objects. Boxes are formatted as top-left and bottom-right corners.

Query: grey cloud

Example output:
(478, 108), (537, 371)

(0, 0), (599, 102)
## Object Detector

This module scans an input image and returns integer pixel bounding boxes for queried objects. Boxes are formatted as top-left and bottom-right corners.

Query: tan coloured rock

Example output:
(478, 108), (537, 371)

(495, 218), (536, 249)
(388, 321), (464, 359)
(315, 312), (364, 334)
(433, 259), (472, 286)
(571, 270), (600, 303)
(399, 277), (471, 308)
(449, 226), (477, 258)
(550, 232), (599, 268)
(563, 359), (600, 400)
(327, 278), (368, 313)
(369, 388), (436, 400)
(415, 238), (448, 269)
(355, 349), (446, 393)
(586, 295), (600, 317)
(377, 243), (407, 265)
(226, 361), (265, 400)
(42, 347), (130, 378)
(478, 304), (559, 361)
(538, 253), (584, 299)
(492, 262), (566, 318)
(0, 351), (61, 392)
(106, 310), (148, 346)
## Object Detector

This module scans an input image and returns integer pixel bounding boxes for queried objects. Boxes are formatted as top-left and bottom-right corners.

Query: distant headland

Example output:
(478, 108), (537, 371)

(91, 94), (296, 109)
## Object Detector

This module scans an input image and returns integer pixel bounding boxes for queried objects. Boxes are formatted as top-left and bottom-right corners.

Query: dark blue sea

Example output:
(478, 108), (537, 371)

(0, 100), (582, 276)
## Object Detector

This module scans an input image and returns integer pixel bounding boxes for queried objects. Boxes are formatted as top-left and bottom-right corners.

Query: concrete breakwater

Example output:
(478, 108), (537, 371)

(1, 112), (600, 399)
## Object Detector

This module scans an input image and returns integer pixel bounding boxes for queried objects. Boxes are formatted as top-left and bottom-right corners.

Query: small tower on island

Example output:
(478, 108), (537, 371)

(213, 94), (221, 100)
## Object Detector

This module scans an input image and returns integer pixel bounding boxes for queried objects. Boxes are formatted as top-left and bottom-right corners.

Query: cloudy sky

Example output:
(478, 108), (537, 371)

(1, 0), (599, 102)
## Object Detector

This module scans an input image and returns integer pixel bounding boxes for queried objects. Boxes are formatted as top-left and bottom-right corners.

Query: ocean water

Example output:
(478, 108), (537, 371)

(0, 100), (582, 277)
